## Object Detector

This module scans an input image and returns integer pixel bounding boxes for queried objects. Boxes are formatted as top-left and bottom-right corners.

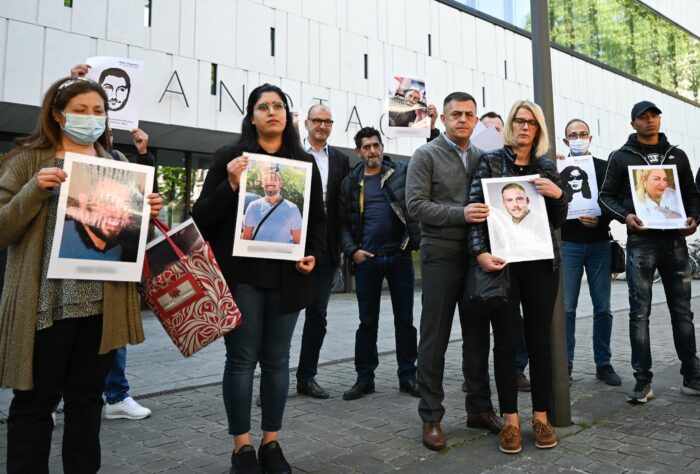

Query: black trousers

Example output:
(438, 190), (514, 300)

(463, 300), (516, 415)
(503, 260), (558, 413)
(7, 315), (115, 474)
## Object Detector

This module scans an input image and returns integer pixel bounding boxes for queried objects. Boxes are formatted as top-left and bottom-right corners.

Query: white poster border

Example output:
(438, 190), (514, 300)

(232, 153), (312, 261)
(483, 174), (554, 263)
(47, 152), (154, 282)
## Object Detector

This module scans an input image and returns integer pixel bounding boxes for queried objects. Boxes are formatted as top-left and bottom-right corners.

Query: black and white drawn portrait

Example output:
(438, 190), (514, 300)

(556, 155), (601, 219)
(99, 67), (131, 112)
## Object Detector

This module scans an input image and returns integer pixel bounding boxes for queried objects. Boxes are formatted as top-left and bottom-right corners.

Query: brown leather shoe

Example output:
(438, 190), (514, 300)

(499, 424), (522, 454)
(467, 410), (505, 434)
(532, 418), (557, 449)
(422, 422), (446, 451)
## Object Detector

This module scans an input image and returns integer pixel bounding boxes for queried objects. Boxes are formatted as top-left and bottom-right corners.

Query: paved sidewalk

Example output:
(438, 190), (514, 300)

(1, 281), (699, 472)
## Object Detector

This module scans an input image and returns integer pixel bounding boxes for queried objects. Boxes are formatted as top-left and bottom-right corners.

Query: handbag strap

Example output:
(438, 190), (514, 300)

(252, 198), (285, 240)
(143, 219), (188, 279)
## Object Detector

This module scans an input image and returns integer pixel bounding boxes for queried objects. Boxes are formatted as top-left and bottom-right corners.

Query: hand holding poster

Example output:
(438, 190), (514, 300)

(86, 56), (144, 131)
(47, 153), (154, 282)
(556, 155), (602, 219)
(233, 154), (312, 261)
(482, 175), (554, 263)
(385, 74), (430, 138)
(628, 165), (687, 229)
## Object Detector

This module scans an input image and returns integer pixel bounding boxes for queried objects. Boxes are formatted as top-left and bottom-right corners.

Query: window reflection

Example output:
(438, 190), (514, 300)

(444, 0), (700, 102)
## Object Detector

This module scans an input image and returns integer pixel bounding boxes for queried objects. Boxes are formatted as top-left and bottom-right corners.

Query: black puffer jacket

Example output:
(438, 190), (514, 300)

(468, 146), (568, 269)
(337, 156), (420, 259)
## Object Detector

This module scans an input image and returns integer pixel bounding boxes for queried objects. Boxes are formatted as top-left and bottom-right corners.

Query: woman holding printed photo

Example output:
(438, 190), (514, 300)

(192, 83), (326, 474)
(0, 77), (162, 473)
(468, 100), (567, 454)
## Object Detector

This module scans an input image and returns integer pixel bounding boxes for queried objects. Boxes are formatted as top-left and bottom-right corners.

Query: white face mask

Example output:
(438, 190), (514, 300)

(568, 138), (590, 156)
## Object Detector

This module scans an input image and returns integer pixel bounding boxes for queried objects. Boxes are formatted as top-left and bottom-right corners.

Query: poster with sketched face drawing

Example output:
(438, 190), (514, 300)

(628, 165), (687, 229)
(233, 153), (312, 261)
(483, 175), (554, 263)
(557, 155), (602, 219)
(86, 56), (144, 131)
(384, 74), (430, 138)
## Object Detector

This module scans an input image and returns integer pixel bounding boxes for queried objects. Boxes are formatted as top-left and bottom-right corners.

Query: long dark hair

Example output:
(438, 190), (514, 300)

(239, 83), (304, 157)
(14, 77), (110, 153)
(561, 165), (592, 201)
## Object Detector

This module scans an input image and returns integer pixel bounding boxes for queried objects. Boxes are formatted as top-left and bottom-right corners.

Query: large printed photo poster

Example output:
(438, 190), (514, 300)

(483, 175), (554, 263)
(556, 155), (602, 219)
(385, 75), (430, 138)
(86, 56), (144, 131)
(47, 153), (154, 282)
(628, 165), (687, 229)
(233, 154), (313, 261)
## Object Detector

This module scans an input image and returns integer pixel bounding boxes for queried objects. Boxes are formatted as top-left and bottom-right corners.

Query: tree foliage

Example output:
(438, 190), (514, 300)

(546, 0), (700, 102)
(246, 166), (307, 211)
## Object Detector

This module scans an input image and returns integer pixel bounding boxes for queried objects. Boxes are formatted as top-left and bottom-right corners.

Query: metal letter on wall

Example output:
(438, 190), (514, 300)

(345, 105), (363, 132)
(219, 82), (245, 114)
(158, 70), (189, 108)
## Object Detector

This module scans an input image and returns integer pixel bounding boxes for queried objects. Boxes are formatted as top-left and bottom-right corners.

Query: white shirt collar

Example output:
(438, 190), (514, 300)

(304, 138), (328, 155)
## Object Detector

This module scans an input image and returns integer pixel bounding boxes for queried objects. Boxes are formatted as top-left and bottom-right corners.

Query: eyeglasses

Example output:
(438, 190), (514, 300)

(513, 117), (539, 128)
(566, 132), (590, 139)
(309, 118), (334, 127)
(568, 175), (583, 181)
(255, 101), (286, 113)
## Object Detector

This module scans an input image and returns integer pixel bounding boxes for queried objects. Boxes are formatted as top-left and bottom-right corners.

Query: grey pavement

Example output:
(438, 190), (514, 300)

(1, 279), (700, 472)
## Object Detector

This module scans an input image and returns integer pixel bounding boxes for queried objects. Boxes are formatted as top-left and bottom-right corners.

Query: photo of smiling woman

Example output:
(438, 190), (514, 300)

(630, 165), (686, 228)
(191, 83), (326, 473)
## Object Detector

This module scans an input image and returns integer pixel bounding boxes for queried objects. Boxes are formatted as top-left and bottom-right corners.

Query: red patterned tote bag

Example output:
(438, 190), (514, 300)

(139, 218), (242, 357)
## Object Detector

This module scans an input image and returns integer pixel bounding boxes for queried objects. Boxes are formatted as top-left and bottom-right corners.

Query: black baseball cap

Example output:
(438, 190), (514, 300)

(631, 101), (662, 120)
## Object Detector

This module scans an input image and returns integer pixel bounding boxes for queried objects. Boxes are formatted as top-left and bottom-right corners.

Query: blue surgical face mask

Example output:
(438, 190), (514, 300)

(61, 113), (106, 145)
(568, 138), (590, 156)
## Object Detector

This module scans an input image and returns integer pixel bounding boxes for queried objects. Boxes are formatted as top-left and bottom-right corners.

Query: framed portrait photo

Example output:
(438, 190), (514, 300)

(47, 152), (154, 282)
(483, 175), (554, 263)
(628, 164), (687, 229)
(384, 74), (430, 138)
(556, 155), (602, 219)
(232, 153), (313, 261)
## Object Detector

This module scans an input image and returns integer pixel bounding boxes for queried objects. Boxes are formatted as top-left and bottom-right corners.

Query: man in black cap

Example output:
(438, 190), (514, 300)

(599, 100), (700, 404)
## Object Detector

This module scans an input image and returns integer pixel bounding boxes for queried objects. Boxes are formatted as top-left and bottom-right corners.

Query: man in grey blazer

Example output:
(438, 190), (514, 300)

(406, 92), (503, 451)
(296, 104), (350, 398)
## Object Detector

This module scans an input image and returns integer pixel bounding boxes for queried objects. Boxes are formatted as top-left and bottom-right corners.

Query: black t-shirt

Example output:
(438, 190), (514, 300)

(638, 141), (665, 165)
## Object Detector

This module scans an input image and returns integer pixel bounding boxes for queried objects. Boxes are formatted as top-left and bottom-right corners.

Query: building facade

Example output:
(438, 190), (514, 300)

(0, 0), (699, 228)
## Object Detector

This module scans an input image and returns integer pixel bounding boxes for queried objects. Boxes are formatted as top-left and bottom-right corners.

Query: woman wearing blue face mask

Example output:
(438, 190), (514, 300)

(0, 76), (163, 473)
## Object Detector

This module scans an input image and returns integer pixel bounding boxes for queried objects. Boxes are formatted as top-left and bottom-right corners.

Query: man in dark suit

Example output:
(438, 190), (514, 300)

(296, 104), (350, 398)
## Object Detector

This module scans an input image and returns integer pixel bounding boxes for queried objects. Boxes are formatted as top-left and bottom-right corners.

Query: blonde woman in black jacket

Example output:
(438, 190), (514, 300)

(468, 100), (567, 454)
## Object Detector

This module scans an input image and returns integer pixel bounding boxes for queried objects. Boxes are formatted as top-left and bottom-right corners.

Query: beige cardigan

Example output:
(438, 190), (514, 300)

(0, 146), (145, 390)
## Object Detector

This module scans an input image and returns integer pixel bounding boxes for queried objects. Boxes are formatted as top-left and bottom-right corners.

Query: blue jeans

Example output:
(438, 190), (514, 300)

(562, 240), (613, 368)
(222, 284), (300, 435)
(354, 253), (417, 382)
(296, 254), (337, 382)
(104, 346), (129, 404)
(626, 234), (700, 383)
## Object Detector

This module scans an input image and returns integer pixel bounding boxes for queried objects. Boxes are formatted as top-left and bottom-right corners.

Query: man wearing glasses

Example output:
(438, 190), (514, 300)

(559, 119), (621, 387)
(296, 104), (350, 399)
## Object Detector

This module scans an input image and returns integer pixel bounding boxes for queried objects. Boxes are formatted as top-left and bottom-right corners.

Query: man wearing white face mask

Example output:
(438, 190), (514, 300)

(559, 119), (621, 386)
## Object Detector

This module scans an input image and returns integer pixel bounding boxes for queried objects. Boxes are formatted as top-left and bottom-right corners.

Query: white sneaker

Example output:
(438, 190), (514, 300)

(105, 396), (152, 420)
